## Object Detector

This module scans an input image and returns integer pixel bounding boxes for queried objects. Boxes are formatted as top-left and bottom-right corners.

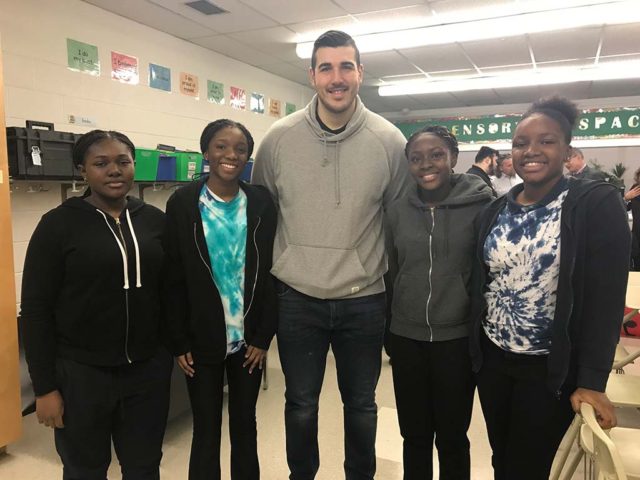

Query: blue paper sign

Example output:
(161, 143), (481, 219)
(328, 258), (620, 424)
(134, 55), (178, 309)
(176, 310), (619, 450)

(149, 63), (171, 92)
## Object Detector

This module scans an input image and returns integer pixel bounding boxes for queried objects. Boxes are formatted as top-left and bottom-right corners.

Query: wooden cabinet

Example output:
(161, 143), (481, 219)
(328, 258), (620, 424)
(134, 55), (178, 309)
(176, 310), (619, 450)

(0, 35), (23, 450)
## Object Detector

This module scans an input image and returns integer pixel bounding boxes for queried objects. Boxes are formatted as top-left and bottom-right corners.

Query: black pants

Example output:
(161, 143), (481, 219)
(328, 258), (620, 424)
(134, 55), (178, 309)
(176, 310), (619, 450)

(54, 351), (173, 480)
(476, 332), (575, 480)
(390, 334), (475, 480)
(186, 347), (262, 480)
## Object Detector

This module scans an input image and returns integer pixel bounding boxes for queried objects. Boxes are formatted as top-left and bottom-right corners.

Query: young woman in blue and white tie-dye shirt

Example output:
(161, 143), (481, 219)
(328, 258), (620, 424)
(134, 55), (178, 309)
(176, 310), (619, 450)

(469, 97), (630, 480)
(164, 119), (277, 480)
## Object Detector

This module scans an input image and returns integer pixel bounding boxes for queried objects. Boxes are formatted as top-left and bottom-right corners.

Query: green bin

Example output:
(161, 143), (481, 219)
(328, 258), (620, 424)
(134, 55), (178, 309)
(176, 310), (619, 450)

(176, 152), (203, 182)
(134, 148), (160, 181)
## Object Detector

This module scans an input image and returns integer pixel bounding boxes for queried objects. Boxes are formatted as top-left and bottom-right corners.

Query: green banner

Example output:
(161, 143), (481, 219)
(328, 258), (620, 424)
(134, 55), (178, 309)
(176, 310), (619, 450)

(67, 38), (100, 75)
(395, 108), (640, 143)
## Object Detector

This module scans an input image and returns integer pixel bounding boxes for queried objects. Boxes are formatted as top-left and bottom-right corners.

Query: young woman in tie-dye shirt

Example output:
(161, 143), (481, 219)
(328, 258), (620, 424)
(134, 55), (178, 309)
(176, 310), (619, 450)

(164, 119), (277, 480)
(469, 97), (630, 480)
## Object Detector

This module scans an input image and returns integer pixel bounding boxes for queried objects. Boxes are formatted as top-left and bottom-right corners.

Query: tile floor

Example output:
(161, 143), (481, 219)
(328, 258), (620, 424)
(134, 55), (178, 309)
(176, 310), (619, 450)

(1, 339), (639, 479)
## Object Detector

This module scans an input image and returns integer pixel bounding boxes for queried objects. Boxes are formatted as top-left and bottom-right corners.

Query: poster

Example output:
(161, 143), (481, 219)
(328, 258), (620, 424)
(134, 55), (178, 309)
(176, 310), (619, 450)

(250, 93), (265, 114)
(111, 51), (139, 84)
(67, 38), (100, 75)
(230, 86), (246, 110)
(149, 63), (171, 92)
(180, 72), (199, 97)
(268, 98), (282, 117)
(207, 80), (224, 104)
(285, 102), (297, 116)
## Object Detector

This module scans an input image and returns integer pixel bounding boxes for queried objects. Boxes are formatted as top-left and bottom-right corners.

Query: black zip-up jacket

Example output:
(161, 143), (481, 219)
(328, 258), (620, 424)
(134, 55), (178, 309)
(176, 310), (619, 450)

(20, 196), (165, 397)
(163, 178), (277, 363)
(470, 178), (630, 395)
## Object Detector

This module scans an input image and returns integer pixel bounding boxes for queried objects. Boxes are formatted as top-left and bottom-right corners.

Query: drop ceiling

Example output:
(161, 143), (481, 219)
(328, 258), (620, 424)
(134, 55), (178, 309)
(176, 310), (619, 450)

(82, 0), (640, 115)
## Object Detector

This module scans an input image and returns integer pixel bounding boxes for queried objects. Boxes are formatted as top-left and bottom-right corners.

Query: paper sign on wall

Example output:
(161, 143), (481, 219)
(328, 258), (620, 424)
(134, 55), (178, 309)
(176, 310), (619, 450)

(67, 38), (100, 75)
(149, 64), (171, 92)
(180, 72), (199, 97)
(111, 51), (139, 84)
(268, 99), (282, 117)
(207, 80), (224, 104)
(285, 102), (297, 116)
(230, 86), (246, 110)
(250, 93), (265, 114)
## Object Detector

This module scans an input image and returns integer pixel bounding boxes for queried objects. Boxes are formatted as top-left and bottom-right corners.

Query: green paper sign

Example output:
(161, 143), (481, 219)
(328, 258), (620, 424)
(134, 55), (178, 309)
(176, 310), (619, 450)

(285, 102), (296, 116)
(207, 80), (224, 104)
(67, 38), (100, 75)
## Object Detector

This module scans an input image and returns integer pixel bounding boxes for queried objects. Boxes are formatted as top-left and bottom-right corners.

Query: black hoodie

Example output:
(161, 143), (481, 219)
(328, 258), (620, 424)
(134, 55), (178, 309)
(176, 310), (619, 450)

(162, 178), (277, 364)
(470, 178), (631, 395)
(20, 196), (165, 396)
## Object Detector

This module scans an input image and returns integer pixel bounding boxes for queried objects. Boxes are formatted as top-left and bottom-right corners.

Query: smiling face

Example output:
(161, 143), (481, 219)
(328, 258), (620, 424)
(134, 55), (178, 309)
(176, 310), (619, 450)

(78, 138), (134, 202)
(407, 132), (457, 192)
(309, 46), (363, 120)
(511, 113), (569, 189)
(204, 126), (249, 185)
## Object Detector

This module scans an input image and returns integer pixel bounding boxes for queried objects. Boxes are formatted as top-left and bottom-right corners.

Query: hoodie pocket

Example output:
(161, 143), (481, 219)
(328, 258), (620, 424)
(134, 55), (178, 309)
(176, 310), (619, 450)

(271, 244), (368, 296)
(393, 273), (429, 323)
(429, 273), (471, 327)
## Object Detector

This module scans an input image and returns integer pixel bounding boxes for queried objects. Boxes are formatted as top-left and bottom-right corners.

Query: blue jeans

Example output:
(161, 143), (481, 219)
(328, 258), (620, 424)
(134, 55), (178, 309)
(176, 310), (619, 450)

(276, 282), (386, 480)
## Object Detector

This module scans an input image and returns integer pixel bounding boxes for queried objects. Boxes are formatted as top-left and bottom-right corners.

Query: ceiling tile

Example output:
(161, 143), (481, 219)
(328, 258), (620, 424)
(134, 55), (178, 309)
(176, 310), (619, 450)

(258, 62), (311, 86)
(529, 27), (601, 63)
(493, 85), (543, 105)
(400, 44), (474, 73)
(428, 0), (514, 16)
(353, 5), (434, 32)
(228, 26), (299, 61)
(361, 51), (421, 77)
(449, 89), (503, 107)
(589, 79), (640, 98)
(287, 16), (359, 40)
(149, 0), (277, 33)
(334, 0), (424, 15)
(243, 0), (347, 25)
(461, 36), (531, 69)
(600, 24), (640, 56)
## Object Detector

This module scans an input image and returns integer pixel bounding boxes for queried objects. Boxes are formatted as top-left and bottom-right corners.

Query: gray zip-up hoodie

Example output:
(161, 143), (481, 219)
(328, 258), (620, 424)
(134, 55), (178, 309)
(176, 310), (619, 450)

(252, 95), (410, 299)
(386, 174), (494, 342)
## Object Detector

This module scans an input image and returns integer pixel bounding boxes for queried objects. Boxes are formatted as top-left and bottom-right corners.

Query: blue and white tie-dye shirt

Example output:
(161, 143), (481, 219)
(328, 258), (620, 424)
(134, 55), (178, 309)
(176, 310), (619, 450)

(483, 178), (569, 354)
(199, 185), (247, 355)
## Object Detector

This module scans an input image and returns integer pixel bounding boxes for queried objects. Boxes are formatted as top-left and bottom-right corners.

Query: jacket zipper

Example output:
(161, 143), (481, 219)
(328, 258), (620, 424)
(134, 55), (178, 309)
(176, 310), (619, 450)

(193, 217), (261, 318)
(115, 217), (132, 364)
(426, 207), (435, 342)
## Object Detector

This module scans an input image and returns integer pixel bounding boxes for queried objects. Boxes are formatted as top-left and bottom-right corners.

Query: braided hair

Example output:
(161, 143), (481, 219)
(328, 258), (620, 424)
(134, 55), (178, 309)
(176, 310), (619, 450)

(72, 130), (135, 168)
(200, 119), (254, 158)
(405, 125), (459, 158)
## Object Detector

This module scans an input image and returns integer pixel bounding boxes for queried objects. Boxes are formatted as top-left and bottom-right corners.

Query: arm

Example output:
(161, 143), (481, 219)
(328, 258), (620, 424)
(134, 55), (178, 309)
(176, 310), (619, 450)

(574, 188), (630, 392)
(382, 129), (411, 209)
(251, 132), (279, 206)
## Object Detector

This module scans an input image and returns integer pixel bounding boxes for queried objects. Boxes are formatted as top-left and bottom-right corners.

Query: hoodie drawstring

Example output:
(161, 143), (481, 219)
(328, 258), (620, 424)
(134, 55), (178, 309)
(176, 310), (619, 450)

(96, 209), (142, 289)
(334, 141), (341, 206)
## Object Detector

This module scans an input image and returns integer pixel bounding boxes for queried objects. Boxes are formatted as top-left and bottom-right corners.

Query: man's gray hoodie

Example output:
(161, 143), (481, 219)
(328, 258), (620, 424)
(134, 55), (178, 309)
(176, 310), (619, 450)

(386, 174), (494, 342)
(252, 95), (410, 299)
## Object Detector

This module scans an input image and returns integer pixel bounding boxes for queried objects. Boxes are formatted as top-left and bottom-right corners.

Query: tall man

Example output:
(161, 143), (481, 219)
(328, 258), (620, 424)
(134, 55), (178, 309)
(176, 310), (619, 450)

(252, 30), (409, 480)
(467, 146), (498, 195)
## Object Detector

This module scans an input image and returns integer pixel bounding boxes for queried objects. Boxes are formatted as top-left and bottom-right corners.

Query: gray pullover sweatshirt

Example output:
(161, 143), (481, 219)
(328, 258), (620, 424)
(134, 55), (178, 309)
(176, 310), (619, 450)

(386, 174), (494, 342)
(252, 95), (410, 299)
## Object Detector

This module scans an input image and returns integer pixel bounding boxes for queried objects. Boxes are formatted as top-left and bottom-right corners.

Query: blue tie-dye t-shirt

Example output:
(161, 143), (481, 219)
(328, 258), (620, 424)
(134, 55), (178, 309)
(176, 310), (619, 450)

(483, 178), (569, 354)
(199, 185), (247, 355)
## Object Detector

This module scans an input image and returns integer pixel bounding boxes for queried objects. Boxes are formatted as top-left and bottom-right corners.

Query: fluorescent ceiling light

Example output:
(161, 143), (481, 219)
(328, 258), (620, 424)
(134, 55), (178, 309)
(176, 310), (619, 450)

(377, 60), (640, 96)
(295, 0), (639, 58)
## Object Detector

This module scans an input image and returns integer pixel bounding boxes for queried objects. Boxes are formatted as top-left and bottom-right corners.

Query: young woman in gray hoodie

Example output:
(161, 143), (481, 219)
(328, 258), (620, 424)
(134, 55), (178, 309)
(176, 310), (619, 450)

(385, 126), (494, 479)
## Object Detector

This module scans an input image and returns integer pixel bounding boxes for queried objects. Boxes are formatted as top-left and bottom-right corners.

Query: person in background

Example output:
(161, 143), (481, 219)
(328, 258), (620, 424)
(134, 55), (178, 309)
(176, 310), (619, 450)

(563, 147), (607, 181)
(20, 130), (172, 479)
(467, 146), (498, 195)
(386, 126), (493, 479)
(252, 30), (409, 480)
(470, 96), (630, 480)
(625, 166), (640, 270)
(491, 153), (522, 196)
(163, 119), (277, 480)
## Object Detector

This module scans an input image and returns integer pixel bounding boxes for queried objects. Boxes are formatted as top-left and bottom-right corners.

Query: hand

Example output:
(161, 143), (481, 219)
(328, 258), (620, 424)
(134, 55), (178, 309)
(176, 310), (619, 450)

(624, 186), (640, 202)
(177, 352), (195, 377)
(243, 346), (267, 374)
(570, 387), (617, 429)
(36, 390), (64, 429)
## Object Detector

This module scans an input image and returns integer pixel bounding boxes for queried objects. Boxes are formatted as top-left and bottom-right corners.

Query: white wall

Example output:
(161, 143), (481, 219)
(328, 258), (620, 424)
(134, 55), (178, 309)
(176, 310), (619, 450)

(1, 0), (314, 309)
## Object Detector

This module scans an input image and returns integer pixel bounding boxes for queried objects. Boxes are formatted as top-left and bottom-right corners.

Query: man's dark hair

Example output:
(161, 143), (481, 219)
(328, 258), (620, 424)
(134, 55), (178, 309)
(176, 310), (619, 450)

(311, 30), (360, 70)
(475, 146), (498, 164)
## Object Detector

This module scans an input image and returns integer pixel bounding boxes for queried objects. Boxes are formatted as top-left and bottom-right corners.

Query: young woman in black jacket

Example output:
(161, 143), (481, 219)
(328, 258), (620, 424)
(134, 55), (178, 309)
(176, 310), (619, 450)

(20, 130), (172, 479)
(469, 97), (630, 480)
(163, 119), (277, 480)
